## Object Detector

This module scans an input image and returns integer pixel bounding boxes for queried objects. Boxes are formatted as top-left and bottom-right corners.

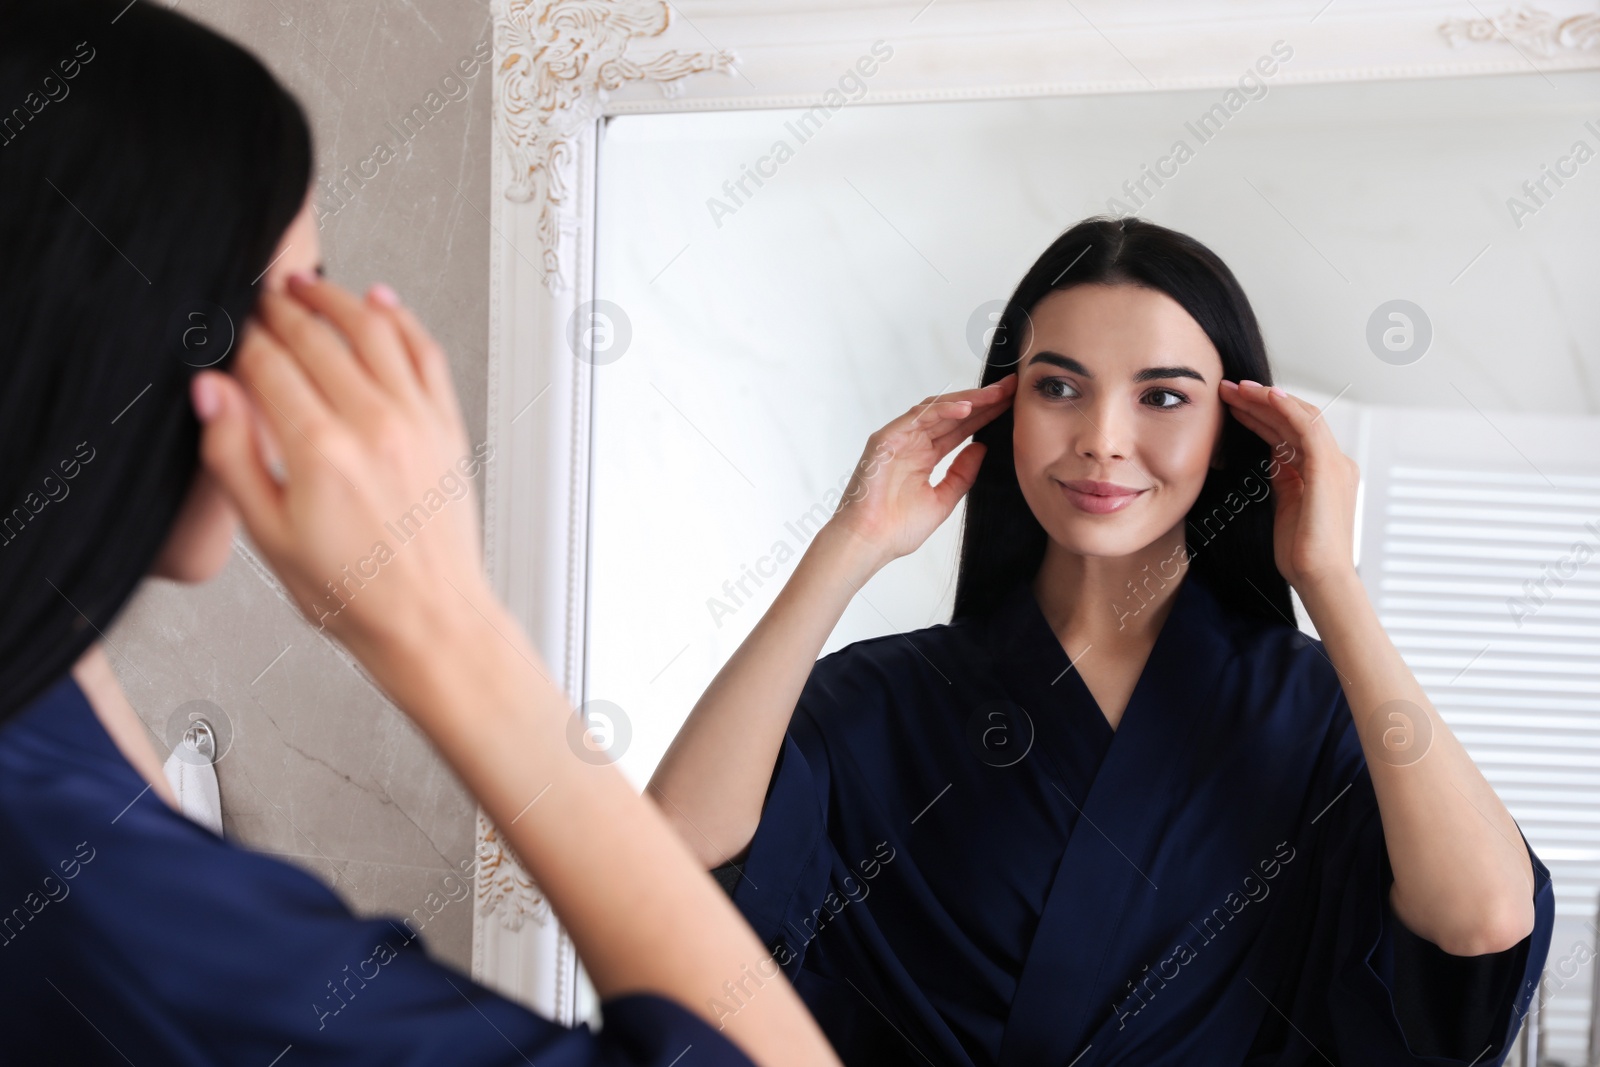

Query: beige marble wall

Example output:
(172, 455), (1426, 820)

(107, 0), (493, 974)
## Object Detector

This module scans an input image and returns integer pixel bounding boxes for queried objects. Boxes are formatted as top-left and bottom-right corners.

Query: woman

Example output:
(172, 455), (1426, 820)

(0, 3), (839, 1064)
(649, 217), (1555, 1065)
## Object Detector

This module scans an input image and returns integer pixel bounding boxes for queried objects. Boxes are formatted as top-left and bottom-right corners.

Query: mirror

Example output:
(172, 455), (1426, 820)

(551, 54), (1600, 1058)
(584, 68), (1600, 1060)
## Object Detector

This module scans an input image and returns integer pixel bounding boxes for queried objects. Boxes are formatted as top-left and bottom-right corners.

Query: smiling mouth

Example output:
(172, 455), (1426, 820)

(1057, 479), (1148, 515)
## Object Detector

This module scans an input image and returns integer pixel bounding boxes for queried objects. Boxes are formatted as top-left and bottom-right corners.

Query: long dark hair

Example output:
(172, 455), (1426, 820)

(0, 0), (313, 724)
(952, 216), (1295, 627)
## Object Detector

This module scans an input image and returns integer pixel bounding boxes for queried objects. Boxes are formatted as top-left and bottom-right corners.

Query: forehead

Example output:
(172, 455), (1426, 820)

(1022, 283), (1222, 374)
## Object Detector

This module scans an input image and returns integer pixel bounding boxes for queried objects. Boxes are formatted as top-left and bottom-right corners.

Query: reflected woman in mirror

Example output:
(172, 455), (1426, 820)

(651, 216), (1554, 1066)
(0, 3), (840, 1064)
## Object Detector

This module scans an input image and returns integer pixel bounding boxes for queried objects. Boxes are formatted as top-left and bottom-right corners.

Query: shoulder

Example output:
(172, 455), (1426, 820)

(0, 673), (119, 847)
(812, 613), (984, 682)
(1197, 600), (1367, 804)
(1206, 586), (1341, 688)
(1205, 594), (1347, 735)
(785, 615), (995, 796)
(796, 614), (989, 723)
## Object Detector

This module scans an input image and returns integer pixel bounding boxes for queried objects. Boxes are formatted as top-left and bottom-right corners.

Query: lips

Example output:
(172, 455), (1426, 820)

(1057, 479), (1148, 515)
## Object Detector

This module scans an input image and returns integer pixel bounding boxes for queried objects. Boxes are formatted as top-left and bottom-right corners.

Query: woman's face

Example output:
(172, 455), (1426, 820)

(1011, 283), (1227, 561)
(149, 192), (320, 583)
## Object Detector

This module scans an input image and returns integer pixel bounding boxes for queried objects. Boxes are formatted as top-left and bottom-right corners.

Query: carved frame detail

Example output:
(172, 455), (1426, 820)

(1439, 4), (1600, 55)
(491, 0), (736, 291)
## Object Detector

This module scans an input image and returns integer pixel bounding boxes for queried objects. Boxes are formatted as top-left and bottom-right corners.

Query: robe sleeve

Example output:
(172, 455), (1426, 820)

(0, 691), (759, 1067)
(719, 717), (838, 975)
(1310, 688), (1555, 1066)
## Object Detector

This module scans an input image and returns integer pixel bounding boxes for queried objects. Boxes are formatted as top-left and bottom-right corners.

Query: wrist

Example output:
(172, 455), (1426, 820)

(1293, 566), (1365, 619)
(810, 519), (894, 586)
(371, 579), (553, 735)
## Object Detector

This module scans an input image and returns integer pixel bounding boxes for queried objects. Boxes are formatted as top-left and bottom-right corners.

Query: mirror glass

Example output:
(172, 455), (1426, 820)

(586, 69), (1599, 1058)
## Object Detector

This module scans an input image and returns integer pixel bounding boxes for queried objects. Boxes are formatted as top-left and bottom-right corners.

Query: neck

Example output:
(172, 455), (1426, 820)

(71, 643), (178, 810)
(1030, 524), (1190, 648)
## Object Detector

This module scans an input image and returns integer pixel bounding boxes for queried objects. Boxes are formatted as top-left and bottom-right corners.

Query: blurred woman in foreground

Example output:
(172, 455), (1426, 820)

(0, 2), (838, 1064)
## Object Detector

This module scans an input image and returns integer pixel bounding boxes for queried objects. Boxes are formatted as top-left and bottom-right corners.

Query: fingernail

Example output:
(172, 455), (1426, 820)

(191, 374), (220, 422)
(369, 282), (400, 308)
(1269, 386), (1287, 398)
(288, 269), (317, 288)
(1240, 379), (1260, 388)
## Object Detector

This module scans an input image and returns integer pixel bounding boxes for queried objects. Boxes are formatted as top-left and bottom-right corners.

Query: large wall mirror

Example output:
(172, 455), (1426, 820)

(477, 3), (1600, 1062)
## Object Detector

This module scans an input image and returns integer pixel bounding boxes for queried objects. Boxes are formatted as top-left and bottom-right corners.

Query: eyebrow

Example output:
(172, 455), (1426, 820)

(1025, 350), (1207, 384)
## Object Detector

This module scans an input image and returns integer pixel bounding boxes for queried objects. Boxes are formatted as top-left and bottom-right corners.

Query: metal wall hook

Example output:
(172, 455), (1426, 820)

(182, 719), (216, 764)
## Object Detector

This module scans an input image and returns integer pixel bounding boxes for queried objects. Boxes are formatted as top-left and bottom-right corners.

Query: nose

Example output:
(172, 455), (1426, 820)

(1071, 395), (1129, 462)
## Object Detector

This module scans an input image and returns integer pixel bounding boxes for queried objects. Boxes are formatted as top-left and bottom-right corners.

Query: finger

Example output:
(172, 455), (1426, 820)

(234, 320), (345, 476)
(969, 373), (1018, 398)
(910, 375), (1015, 419)
(193, 370), (289, 555)
(367, 288), (460, 421)
(1226, 382), (1304, 453)
(931, 389), (1015, 451)
(1225, 400), (1282, 441)
(932, 441), (986, 511)
(287, 273), (423, 406)
(1238, 382), (1325, 426)
(1268, 455), (1304, 486)
(1258, 387), (1346, 469)
(256, 290), (385, 428)
(1264, 387), (1331, 441)
(967, 373), (1019, 408)
(248, 387), (287, 485)
(942, 377), (1016, 415)
(1226, 404), (1294, 456)
(906, 398), (976, 433)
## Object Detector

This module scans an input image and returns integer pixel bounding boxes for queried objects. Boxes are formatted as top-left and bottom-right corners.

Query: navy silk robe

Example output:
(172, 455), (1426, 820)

(721, 575), (1554, 1066)
(0, 672), (754, 1066)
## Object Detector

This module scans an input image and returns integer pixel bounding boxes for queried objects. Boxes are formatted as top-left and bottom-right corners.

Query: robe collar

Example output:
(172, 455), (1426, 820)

(981, 571), (1252, 1064)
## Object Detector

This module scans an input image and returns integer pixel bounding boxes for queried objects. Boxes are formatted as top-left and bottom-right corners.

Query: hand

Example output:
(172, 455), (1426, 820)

(1219, 379), (1359, 592)
(191, 274), (494, 670)
(829, 374), (1017, 566)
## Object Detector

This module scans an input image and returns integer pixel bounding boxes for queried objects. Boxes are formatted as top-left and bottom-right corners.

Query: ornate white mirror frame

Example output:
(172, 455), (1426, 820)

(470, 0), (1600, 1020)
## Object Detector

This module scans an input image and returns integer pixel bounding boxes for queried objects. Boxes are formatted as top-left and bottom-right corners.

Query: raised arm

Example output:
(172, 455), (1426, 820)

(192, 274), (841, 1067)
(647, 375), (1017, 870)
(1220, 378), (1536, 957)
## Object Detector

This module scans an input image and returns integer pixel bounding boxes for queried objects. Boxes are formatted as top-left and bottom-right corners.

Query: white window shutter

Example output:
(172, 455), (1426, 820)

(1335, 397), (1600, 1064)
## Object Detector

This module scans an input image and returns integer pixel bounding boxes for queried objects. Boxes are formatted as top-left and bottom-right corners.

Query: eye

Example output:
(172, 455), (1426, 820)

(1143, 388), (1189, 409)
(1032, 376), (1079, 401)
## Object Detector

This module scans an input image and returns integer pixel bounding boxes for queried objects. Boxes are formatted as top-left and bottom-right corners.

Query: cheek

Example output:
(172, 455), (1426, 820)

(154, 473), (241, 582)
(1164, 429), (1213, 473)
(1009, 403), (1055, 474)
(261, 195), (321, 292)
(1142, 412), (1219, 481)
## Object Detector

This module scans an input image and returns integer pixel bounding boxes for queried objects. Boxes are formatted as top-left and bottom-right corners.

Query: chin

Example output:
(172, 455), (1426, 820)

(1043, 520), (1167, 560)
(149, 519), (239, 584)
(150, 545), (234, 584)
(1023, 490), (1172, 561)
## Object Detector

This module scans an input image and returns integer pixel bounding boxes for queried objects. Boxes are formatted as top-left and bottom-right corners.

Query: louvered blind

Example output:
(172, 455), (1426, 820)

(1348, 404), (1600, 1066)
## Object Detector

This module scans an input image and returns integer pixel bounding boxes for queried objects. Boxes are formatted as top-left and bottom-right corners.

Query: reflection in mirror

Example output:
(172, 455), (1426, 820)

(590, 70), (1597, 1065)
